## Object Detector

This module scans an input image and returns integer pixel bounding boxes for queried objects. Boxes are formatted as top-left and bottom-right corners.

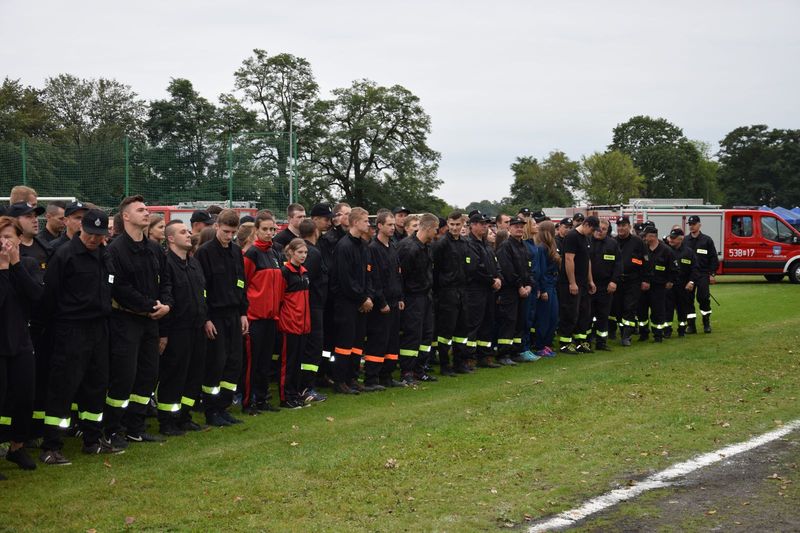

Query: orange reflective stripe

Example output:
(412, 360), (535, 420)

(351, 347), (364, 355)
(364, 355), (384, 363)
(334, 347), (352, 355)
(385, 353), (399, 360)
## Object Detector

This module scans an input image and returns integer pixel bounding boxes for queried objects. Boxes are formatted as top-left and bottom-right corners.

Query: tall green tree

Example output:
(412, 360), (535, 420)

(580, 150), (644, 205)
(306, 79), (441, 211)
(507, 151), (579, 209)
(0, 77), (56, 142)
(610, 115), (710, 199)
(717, 125), (800, 207)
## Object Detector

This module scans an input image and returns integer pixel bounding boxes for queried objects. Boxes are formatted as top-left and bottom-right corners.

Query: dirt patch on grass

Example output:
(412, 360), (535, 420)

(576, 430), (800, 532)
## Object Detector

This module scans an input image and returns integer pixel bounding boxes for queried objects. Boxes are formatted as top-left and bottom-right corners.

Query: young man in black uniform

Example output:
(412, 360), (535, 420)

(157, 221), (208, 436)
(49, 201), (89, 251)
(667, 228), (700, 337)
(195, 209), (249, 426)
(330, 207), (373, 394)
(6, 202), (49, 277)
(392, 207), (411, 243)
(464, 213), (503, 368)
(309, 203), (333, 236)
(555, 218), (571, 257)
(611, 216), (648, 346)
(397, 213), (439, 384)
(590, 220), (622, 351)
(558, 216), (598, 354)
(40, 210), (122, 464)
(299, 219), (328, 402)
(639, 226), (678, 342)
(685, 215), (719, 333)
(431, 212), (472, 375)
(104, 196), (172, 446)
(363, 210), (404, 389)
(38, 201), (66, 243)
(495, 217), (534, 364)
(273, 203), (306, 247)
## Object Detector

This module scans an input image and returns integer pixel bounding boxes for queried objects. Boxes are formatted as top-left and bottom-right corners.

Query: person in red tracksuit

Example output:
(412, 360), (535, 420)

(277, 239), (311, 409)
(242, 213), (283, 415)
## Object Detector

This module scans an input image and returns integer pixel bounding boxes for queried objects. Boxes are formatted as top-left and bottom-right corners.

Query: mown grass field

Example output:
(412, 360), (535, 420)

(2, 277), (799, 532)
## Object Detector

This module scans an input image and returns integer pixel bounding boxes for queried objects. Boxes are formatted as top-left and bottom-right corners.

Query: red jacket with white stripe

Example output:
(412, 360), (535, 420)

(243, 240), (283, 321)
(278, 262), (310, 335)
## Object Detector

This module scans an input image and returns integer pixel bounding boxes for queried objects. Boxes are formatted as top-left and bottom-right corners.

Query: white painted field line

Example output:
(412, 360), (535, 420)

(528, 418), (800, 532)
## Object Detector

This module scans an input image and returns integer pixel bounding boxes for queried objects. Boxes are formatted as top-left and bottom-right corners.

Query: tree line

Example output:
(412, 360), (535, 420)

(468, 115), (800, 216)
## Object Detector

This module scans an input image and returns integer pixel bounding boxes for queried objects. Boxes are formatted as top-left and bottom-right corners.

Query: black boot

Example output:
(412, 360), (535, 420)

(621, 326), (632, 347)
(608, 322), (617, 341)
(677, 325), (686, 338)
(703, 315), (712, 333)
(638, 325), (649, 342)
(687, 318), (697, 334)
(653, 332), (663, 343)
(595, 338), (611, 351)
(663, 326), (672, 339)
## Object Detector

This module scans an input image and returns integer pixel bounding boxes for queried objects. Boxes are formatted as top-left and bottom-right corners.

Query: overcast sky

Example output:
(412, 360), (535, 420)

(2, 0), (799, 207)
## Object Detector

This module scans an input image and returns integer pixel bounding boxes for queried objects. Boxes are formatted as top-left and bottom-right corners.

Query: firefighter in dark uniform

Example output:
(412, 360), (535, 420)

(667, 228), (700, 337)
(397, 213), (439, 385)
(298, 219), (329, 402)
(495, 217), (534, 363)
(431, 212), (472, 375)
(363, 210), (404, 389)
(611, 216), (647, 346)
(40, 210), (122, 465)
(157, 221), (207, 436)
(464, 213), (503, 368)
(638, 226), (678, 342)
(555, 217), (571, 257)
(195, 209), (249, 427)
(590, 219), (622, 351)
(557, 216), (598, 354)
(391, 206), (411, 244)
(330, 207), (373, 394)
(685, 215), (718, 333)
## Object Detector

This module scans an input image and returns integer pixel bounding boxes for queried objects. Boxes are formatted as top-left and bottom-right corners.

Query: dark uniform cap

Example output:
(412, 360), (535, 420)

(559, 217), (572, 226)
(616, 215), (631, 225)
(190, 210), (213, 225)
(642, 226), (658, 236)
(644, 220), (656, 228)
(669, 228), (685, 238)
(239, 215), (255, 224)
(633, 222), (645, 232)
(469, 212), (487, 224)
(310, 203), (333, 218)
(6, 202), (45, 217)
(468, 209), (481, 218)
(393, 206), (411, 215)
(64, 201), (89, 217)
(518, 207), (531, 217)
(688, 215), (701, 224)
(509, 217), (526, 226)
(572, 212), (585, 223)
(532, 210), (547, 223)
(81, 209), (109, 235)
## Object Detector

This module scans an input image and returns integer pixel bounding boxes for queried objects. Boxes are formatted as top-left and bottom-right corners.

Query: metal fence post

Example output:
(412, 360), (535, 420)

(124, 136), (130, 196)
(21, 139), (27, 185)
(227, 135), (234, 208)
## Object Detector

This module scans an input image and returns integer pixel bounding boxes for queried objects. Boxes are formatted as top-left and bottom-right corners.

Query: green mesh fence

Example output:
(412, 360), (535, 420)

(0, 133), (297, 212)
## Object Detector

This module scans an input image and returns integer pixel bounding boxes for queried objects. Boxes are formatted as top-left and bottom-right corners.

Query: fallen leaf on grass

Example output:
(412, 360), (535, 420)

(103, 459), (112, 468)
(124, 516), (135, 526)
(523, 514), (533, 522)
(384, 458), (398, 469)
(685, 424), (695, 431)
(706, 509), (717, 515)
(532, 379), (544, 385)
(234, 496), (243, 503)
(490, 488), (498, 494)
(325, 416), (334, 422)
(87, 529), (97, 533)
(290, 441), (299, 447)
(774, 420), (783, 426)
(109, 478), (116, 486)
(292, 425), (299, 430)
(722, 422), (730, 428)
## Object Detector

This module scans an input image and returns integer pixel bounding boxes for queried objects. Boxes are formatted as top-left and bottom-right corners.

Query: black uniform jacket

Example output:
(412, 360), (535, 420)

(160, 249), (207, 335)
(496, 237), (533, 291)
(396, 233), (433, 296)
(0, 257), (43, 357)
(431, 232), (469, 290)
(107, 230), (172, 314)
(591, 236), (623, 286)
(195, 237), (248, 318)
(369, 237), (403, 309)
(330, 233), (372, 305)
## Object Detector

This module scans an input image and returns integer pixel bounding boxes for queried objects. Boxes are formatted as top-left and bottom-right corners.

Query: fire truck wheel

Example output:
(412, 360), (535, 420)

(788, 260), (800, 284)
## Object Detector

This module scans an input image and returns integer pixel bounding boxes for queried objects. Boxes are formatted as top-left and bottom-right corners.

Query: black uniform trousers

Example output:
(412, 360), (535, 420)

(157, 326), (205, 426)
(690, 275), (712, 318)
(247, 319), (277, 405)
(672, 285), (694, 328)
(280, 333), (307, 403)
(104, 312), (159, 436)
(557, 284), (591, 344)
(496, 290), (527, 356)
(203, 312), (243, 415)
(465, 287), (493, 360)
(29, 322), (50, 439)
(364, 305), (400, 383)
(399, 293), (433, 376)
(332, 299), (367, 384)
(0, 351), (35, 445)
(42, 321), (108, 450)
(611, 279), (641, 331)
(664, 287), (676, 327)
(591, 288), (614, 342)
(638, 283), (667, 336)
(434, 287), (470, 370)
(300, 307), (325, 391)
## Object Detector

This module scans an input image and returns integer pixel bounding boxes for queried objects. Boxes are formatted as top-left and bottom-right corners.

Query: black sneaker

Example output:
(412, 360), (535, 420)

(334, 382), (359, 395)
(454, 364), (473, 374)
(559, 344), (578, 355)
(380, 378), (407, 388)
(362, 383), (386, 392)
(126, 432), (167, 443)
(206, 412), (232, 427)
(178, 420), (204, 432)
(414, 373), (438, 382)
(107, 432), (130, 450)
(400, 374), (418, 386)
(477, 357), (502, 368)
(255, 401), (281, 412)
(440, 367), (457, 377)
(219, 411), (243, 425)
(39, 449), (71, 466)
(82, 439), (125, 455)
(6, 447), (36, 470)
(302, 389), (328, 402)
(497, 357), (518, 365)
(241, 405), (261, 416)
(159, 425), (187, 437)
(576, 342), (594, 354)
(349, 381), (366, 393)
(279, 400), (305, 410)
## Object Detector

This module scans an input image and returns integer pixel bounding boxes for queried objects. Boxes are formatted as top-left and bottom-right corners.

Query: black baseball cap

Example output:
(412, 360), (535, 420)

(644, 220), (656, 228)
(559, 217), (572, 226)
(634, 222), (645, 232)
(688, 215), (701, 224)
(469, 212), (487, 224)
(190, 210), (213, 225)
(468, 209), (481, 218)
(310, 203), (333, 218)
(393, 206), (411, 215)
(616, 215), (631, 225)
(669, 228), (685, 238)
(64, 201), (89, 217)
(509, 217), (526, 226)
(642, 226), (658, 236)
(6, 202), (45, 218)
(532, 210), (547, 223)
(518, 207), (531, 217)
(82, 209), (109, 235)
(572, 212), (585, 223)
(239, 215), (255, 224)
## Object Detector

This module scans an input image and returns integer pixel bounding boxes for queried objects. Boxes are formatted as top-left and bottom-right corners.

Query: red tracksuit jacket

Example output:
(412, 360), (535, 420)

(243, 240), (283, 321)
(278, 262), (311, 335)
